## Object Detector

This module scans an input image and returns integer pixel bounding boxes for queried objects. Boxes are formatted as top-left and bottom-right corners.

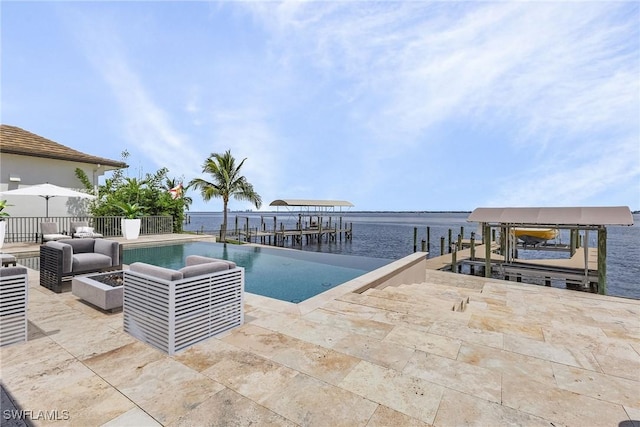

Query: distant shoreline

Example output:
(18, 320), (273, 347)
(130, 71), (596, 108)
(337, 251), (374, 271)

(187, 210), (474, 214)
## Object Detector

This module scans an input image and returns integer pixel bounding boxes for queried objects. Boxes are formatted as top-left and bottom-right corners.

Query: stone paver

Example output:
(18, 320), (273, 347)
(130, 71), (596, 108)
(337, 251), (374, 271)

(1, 238), (639, 426)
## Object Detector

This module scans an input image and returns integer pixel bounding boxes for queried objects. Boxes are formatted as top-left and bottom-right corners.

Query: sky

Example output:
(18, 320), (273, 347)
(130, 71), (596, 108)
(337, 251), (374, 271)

(2, 1), (639, 212)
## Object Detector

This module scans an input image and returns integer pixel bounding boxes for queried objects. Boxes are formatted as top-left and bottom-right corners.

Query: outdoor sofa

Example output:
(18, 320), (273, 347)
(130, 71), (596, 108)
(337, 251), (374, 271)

(0, 266), (28, 347)
(124, 255), (244, 355)
(40, 238), (122, 293)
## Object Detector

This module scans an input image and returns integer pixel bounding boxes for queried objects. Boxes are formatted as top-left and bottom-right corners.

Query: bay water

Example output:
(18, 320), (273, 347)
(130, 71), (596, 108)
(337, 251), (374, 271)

(184, 211), (639, 299)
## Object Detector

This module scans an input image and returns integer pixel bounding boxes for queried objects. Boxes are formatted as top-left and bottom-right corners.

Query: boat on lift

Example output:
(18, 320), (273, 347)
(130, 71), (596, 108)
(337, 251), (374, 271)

(512, 228), (559, 245)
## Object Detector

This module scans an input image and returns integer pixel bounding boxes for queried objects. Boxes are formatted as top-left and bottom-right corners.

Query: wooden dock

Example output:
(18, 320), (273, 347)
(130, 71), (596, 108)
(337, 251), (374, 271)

(424, 242), (601, 292)
(233, 213), (352, 247)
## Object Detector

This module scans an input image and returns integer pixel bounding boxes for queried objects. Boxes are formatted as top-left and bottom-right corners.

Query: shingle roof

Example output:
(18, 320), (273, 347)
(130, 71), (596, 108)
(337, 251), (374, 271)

(0, 124), (127, 169)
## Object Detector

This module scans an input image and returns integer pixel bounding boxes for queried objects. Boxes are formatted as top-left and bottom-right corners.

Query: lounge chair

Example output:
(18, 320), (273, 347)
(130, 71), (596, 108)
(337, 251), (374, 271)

(40, 222), (68, 243)
(124, 255), (244, 355)
(70, 221), (103, 239)
(40, 238), (122, 293)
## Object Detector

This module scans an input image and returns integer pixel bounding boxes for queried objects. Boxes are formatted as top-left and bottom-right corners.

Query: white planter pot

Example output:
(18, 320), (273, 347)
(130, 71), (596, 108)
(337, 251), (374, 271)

(121, 218), (141, 240)
(0, 221), (6, 249)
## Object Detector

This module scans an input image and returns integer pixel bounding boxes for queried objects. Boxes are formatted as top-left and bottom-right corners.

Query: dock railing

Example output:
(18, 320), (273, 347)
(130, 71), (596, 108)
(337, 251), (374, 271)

(2, 215), (174, 243)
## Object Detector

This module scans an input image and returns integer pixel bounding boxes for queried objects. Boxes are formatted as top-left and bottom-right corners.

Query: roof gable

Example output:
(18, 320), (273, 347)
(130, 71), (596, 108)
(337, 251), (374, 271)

(0, 124), (127, 169)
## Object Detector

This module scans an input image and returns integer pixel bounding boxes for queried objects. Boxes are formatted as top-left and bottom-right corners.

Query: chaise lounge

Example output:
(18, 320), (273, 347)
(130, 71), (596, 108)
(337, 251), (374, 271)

(124, 255), (244, 355)
(40, 238), (122, 293)
(40, 222), (68, 243)
(70, 221), (104, 239)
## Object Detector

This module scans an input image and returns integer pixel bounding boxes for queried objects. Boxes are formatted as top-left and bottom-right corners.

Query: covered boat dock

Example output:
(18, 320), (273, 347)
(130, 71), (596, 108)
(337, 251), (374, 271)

(464, 206), (634, 294)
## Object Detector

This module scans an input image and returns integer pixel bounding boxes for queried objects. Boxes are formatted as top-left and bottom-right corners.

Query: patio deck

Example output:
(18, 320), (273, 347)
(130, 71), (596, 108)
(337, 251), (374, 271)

(1, 234), (639, 426)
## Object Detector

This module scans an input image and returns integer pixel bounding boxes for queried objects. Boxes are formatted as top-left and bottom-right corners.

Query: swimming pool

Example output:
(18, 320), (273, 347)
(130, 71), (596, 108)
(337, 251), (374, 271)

(123, 242), (391, 303)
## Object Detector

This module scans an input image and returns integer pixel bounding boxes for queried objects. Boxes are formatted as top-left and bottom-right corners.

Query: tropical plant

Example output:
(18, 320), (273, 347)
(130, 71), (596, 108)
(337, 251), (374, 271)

(113, 201), (145, 219)
(0, 200), (12, 220)
(189, 150), (262, 241)
(75, 150), (190, 233)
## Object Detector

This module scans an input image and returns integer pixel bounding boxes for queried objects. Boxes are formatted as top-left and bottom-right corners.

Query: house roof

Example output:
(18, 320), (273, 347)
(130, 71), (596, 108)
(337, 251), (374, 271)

(0, 124), (127, 169)
(467, 206), (634, 226)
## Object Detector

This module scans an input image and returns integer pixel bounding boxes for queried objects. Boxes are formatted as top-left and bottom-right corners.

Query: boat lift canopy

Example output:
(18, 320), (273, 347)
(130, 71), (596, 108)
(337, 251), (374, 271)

(466, 206), (634, 295)
(269, 199), (354, 213)
(467, 206), (634, 227)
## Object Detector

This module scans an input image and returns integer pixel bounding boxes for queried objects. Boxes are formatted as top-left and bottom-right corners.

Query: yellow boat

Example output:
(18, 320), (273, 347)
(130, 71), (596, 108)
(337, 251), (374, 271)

(512, 228), (558, 245)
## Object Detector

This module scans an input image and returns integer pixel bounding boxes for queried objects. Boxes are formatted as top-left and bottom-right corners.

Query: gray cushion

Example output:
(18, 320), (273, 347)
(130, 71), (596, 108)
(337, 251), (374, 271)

(41, 222), (60, 234)
(61, 238), (96, 254)
(73, 253), (113, 272)
(43, 233), (68, 242)
(94, 239), (120, 266)
(46, 241), (74, 273)
(180, 261), (231, 278)
(129, 262), (183, 281)
(185, 255), (236, 269)
(70, 221), (88, 233)
(0, 266), (27, 277)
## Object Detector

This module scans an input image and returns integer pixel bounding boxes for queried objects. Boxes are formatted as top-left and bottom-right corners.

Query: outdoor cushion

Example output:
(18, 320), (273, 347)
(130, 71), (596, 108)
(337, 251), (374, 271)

(59, 238), (95, 254)
(185, 255), (237, 269)
(180, 261), (230, 278)
(45, 238), (120, 274)
(129, 262), (184, 281)
(72, 253), (113, 271)
(0, 266), (26, 277)
(71, 221), (104, 238)
(46, 241), (74, 273)
(94, 239), (120, 265)
(40, 222), (67, 242)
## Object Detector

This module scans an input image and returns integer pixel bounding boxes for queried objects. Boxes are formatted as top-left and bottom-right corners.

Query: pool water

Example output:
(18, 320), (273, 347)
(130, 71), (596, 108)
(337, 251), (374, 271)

(123, 242), (391, 303)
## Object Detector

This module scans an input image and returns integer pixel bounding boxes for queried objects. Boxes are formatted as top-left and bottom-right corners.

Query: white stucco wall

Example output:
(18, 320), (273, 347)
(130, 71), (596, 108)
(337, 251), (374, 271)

(0, 153), (110, 217)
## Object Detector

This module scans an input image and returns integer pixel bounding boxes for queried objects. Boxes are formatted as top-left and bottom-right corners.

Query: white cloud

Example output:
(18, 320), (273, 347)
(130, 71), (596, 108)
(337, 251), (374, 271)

(242, 1), (639, 208)
(71, 12), (203, 181)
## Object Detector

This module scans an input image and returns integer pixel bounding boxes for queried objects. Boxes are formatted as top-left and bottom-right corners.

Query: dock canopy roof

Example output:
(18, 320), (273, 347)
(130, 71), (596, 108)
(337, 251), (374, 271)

(468, 206), (634, 226)
(269, 199), (354, 208)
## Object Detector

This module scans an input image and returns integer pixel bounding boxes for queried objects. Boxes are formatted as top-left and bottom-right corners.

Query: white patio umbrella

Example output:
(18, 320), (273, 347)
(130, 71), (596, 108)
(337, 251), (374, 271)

(0, 183), (96, 217)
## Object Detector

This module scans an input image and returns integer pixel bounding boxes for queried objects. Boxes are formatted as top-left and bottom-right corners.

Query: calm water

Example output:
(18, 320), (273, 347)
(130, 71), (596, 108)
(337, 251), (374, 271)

(124, 242), (389, 303)
(184, 211), (640, 299)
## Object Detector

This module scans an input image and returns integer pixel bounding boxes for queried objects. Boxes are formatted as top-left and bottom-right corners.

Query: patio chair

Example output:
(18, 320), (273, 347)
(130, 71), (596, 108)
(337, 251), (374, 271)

(70, 221), (103, 239)
(40, 238), (122, 293)
(123, 255), (244, 355)
(0, 266), (28, 347)
(40, 222), (68, 243)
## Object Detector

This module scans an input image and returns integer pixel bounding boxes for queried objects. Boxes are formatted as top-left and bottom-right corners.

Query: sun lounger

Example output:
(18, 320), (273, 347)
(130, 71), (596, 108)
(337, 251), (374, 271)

(40, 222), (68, 243)
(70, 221), (103, 239)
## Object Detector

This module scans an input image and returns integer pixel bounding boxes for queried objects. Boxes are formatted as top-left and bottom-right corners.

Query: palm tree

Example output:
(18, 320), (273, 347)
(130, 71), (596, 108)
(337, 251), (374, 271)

(189, 150), (262, 241)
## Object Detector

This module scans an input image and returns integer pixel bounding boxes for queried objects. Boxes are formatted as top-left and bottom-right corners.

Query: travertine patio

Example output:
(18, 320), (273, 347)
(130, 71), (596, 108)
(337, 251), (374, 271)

(1, 237), (639, 426)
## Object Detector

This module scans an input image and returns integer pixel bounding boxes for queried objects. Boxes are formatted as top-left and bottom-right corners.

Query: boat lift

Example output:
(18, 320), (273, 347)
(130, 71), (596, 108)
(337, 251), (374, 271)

(466, 206), (634, 294)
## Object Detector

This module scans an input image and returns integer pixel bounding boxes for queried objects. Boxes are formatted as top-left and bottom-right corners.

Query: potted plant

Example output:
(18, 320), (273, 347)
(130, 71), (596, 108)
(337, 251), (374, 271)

(115, 201), (145, 240)
(0, 200), (12, 249)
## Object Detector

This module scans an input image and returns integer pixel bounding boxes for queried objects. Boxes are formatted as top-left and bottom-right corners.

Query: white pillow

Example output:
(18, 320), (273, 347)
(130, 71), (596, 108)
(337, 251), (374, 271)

(77, 226), (94, 233)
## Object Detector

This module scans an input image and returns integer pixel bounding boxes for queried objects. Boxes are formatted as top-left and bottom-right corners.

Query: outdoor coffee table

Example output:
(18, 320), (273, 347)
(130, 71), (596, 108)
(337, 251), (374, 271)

(71, 271), (123, 312)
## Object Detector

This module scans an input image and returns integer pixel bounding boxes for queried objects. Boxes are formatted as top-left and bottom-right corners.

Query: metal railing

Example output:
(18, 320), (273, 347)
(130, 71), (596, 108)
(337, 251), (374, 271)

(1, 215), (174, 243)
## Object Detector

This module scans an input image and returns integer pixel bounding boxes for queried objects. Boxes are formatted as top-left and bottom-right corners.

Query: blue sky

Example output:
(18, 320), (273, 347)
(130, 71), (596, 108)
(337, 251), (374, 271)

(2, 1), (639, 212)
